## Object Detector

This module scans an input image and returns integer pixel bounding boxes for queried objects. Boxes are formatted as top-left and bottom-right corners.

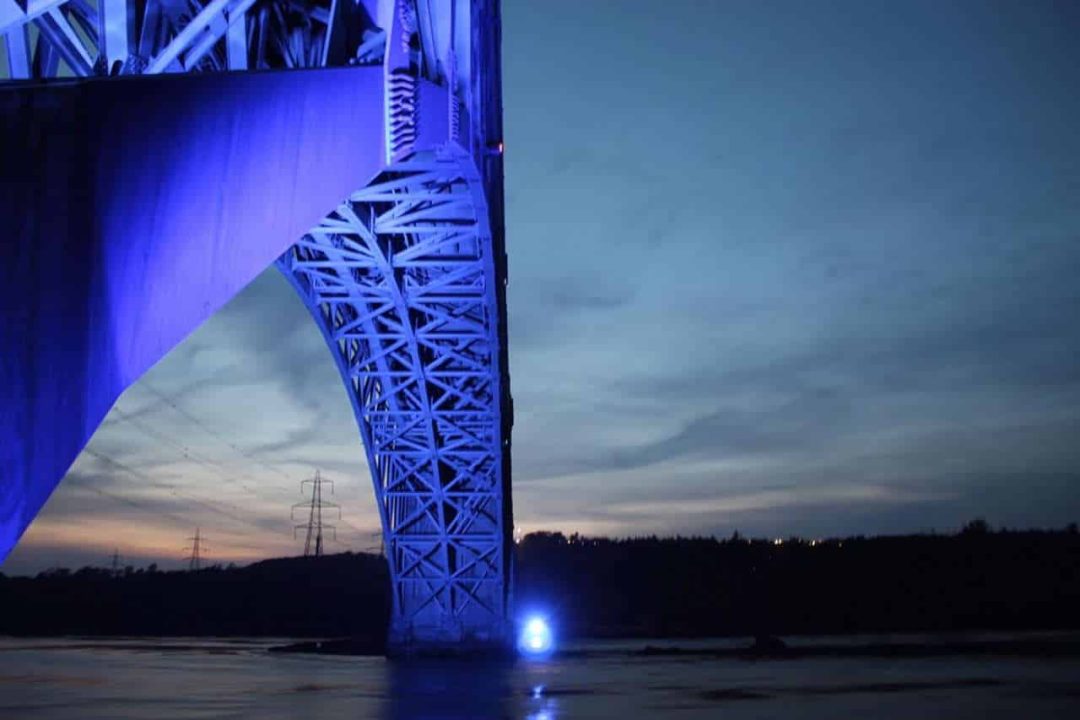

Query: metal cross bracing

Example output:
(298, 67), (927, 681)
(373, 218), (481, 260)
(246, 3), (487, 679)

(0, 0), (513, 653)
(278, 148), (509, 647)
(0, 0), (390, 78)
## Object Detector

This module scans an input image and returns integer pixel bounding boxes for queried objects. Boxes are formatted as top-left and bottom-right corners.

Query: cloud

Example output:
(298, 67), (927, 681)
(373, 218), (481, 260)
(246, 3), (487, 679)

(9, 0), (1080, 573)
(601, 390), (850, 471)
(547, 278), (633, 311)
(509, 274), (635, 350)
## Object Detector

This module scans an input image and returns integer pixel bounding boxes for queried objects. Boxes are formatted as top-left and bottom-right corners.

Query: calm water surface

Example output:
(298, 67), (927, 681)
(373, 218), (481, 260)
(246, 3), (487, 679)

(1, 636), (1078, 719)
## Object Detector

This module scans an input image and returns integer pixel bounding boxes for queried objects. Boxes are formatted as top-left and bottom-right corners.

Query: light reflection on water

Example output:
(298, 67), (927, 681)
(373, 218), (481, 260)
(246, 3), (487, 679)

(1, 637), (1080, 719)
(385, 659), (561, 719)
(386, 659), (512, 719)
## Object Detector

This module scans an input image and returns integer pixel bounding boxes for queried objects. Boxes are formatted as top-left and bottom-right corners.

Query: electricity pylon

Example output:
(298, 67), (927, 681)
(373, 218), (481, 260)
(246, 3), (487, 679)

(0, 0), (513, 654)
(362, 531), (386, 557)
(183, 527), (207, 571)
(292, 470), (340, 557)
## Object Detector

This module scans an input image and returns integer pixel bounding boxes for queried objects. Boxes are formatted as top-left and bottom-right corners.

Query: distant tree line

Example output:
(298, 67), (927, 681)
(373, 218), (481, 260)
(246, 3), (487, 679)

(0, 522), (1077, 639)
(516, 522), (1080, 638)
(0, 552), (390, 639)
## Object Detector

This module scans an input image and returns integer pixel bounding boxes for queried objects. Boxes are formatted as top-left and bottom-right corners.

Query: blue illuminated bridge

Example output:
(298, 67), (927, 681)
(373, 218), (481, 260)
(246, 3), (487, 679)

(0, 0), (513, 655)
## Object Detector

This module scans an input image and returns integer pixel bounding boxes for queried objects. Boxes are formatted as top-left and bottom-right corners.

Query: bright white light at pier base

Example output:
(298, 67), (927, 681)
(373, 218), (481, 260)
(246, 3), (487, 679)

(518, 615), (554, 657)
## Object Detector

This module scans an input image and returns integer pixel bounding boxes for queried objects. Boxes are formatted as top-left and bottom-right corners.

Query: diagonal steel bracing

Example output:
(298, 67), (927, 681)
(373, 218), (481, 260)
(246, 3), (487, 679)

(1, 0), (383, 79)
(278, 149), (508, 644)
(1, 0), (512, 652)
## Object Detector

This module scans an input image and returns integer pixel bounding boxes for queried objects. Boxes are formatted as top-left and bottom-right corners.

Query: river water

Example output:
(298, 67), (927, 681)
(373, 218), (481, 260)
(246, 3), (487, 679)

(1, 636), (1078, 719)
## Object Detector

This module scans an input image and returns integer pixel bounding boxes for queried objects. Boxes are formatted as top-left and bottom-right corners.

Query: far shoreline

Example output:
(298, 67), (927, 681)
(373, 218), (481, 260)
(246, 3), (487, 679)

(4, 630), (1080, 660)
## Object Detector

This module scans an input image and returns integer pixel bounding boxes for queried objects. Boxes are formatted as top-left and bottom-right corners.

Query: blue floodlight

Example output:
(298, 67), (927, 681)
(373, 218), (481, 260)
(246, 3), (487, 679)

(518, 615), (555, 657)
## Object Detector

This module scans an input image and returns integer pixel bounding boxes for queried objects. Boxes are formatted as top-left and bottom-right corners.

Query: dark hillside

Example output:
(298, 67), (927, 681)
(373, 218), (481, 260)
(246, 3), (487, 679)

(0, 552), (389, 638)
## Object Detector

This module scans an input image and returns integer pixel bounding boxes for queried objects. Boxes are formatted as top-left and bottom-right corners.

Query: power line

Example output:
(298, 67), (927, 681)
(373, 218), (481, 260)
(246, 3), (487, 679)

(82, 448), (273, 535)
(112, 402), (371, 540)
(110, 405), (265, 497)
(135, 382), (370, 540)
(361, 530), (385, 557)
(63, 473), (196, 529)
(112, 403), (369, 539)
(139, 383), (302, 485)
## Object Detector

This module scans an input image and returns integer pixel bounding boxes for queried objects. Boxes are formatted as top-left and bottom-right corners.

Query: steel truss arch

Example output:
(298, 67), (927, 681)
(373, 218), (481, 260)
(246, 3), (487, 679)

(1, 0), (512, 655)
(0, 0), (454, 80)
(278, 146), (510, 649)
(2, 0), (350, 78)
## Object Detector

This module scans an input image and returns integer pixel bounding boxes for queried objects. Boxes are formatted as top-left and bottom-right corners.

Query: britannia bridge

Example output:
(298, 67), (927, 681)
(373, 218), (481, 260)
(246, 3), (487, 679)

(0, 0), (513, 655)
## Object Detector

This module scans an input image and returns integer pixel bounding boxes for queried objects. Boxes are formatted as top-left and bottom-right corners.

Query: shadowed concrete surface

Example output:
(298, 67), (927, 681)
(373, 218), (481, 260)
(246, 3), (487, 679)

(0, 67), (385, 557)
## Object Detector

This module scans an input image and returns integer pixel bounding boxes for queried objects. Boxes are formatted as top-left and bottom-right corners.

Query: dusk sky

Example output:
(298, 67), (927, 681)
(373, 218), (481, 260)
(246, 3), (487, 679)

(5, 0), (1079, 574)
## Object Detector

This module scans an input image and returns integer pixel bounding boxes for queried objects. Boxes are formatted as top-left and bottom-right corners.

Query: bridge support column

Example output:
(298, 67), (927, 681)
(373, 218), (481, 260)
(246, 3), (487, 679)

(279, 150), (513, 657)
(0, 1), (512, 657)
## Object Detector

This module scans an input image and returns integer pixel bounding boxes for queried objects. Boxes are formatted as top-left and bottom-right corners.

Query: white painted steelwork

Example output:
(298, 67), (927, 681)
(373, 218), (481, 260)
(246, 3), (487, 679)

(0, 0), (512, 653)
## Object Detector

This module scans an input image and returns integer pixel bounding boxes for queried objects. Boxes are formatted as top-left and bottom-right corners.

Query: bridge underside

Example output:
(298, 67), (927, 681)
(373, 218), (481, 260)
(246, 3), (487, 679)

(0, 0), (511, 655)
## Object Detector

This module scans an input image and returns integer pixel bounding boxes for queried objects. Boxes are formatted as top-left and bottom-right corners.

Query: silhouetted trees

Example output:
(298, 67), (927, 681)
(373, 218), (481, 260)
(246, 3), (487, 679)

(0, 552), (389, 638)
(515, 524), (1080, 638)
(1, 524), (1077, 639)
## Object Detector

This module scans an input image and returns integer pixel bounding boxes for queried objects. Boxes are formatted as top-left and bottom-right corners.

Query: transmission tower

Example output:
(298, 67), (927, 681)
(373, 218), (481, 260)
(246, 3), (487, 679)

(362, 531), (385, 557)
(292, 471), (340, 557)
(110, 548), (121, 575)
(183, 527), (207, 571)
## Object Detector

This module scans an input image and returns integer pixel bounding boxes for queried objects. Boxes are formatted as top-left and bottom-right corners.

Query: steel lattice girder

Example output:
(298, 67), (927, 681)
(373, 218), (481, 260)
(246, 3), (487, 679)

(1, 0), (512, 652)
(1, 0), (387, 78)
(278, 150), (509, 641)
